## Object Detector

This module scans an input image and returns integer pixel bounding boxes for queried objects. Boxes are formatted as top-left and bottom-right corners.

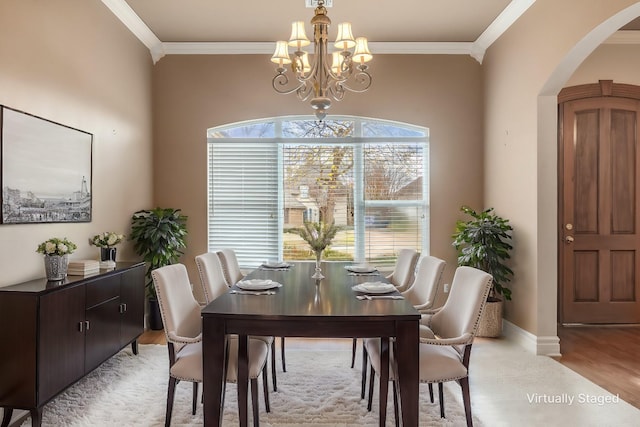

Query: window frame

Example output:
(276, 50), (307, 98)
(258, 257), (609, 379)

(207, 115), (429, 268)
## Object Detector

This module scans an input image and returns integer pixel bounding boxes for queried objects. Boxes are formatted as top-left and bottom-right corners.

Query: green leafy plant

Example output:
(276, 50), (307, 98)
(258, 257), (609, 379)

(452, 206), (514, 300)
(130, 208), (188, 299)
(286, 221), (340, 259)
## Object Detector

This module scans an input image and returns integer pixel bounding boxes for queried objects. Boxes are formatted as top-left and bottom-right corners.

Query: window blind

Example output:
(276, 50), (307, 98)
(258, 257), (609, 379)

(208, 116), (429, 269)
(208, 142), (279, 267)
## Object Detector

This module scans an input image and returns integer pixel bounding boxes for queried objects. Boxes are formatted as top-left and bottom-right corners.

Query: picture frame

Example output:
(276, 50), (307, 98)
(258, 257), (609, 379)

(1, 106), (93, 224)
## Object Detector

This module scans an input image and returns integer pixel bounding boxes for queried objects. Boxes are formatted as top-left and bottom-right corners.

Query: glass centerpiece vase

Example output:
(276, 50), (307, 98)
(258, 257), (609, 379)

(312, 250), (324, 279)
(287, 221), (340, 281)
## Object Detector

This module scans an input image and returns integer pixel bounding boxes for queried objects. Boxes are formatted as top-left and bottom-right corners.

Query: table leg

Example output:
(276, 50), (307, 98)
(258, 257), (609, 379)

(379, 336), (389, 427)
(395, 320), (419, 427)
(237, 334), (249, 427)
(203, 319), (226, 427)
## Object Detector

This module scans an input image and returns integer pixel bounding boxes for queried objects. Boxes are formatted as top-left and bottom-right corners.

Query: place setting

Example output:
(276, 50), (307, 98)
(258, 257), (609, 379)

(259, 260), (293, 271)
(351, 281), (404, 300)
(230, 278), (283, 295)
(345, 264), (379, 276)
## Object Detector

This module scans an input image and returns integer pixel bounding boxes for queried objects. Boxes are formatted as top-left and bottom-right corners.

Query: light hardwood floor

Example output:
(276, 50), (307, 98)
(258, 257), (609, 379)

(553, 325), (640, 409)
(140, 325), (640, 410)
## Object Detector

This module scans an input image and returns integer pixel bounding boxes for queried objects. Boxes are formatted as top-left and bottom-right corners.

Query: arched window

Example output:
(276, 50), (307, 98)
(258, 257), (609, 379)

(207, 115), (429, 268)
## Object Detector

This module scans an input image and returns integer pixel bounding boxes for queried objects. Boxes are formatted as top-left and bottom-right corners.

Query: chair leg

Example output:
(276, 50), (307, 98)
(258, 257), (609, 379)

(192, 382), (198, 415)
(392, 380), (400, 427)
(351, 338), (357, 368)
(360, 345), (368, 399)
(281, 336), (286, 372)
(1, 408), (13, 427)
(251, 378), (260, 427)
(428, 383), (434, 403)
(262, 364), (271, 413)
(460, 377), (473, 427)
(165, 376), (178, 427)
(367, 365), (375, 411)
(271, 340), (277, 391)
(438, 382), (445, 418)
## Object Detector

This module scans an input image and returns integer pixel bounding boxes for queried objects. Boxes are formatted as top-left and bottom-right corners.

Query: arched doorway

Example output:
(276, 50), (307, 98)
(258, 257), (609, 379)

(537, 4), (640, 348)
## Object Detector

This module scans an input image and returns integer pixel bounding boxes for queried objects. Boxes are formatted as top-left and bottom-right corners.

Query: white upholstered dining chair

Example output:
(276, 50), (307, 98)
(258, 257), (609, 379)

(217, 248), (288, 373)
(401, 255), (446, 312)
(386, 248), (419, 292)
(351, 248), (420, 369)
(359, 255), (446, 401)
(195, 252), (278, 391)
(217, 248), (244, 286)
(152, 263), (271, 427)
(364, 265), (492, 427)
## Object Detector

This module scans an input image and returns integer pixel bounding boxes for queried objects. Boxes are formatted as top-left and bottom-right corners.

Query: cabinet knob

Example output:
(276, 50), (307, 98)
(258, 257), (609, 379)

(85, 320), (90, 331)
(78, 321), (84, 332)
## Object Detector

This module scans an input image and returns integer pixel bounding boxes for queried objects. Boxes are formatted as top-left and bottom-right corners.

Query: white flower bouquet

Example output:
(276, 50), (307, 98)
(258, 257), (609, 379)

(90, 232), (125, 248)
(36, 237), (77, 256)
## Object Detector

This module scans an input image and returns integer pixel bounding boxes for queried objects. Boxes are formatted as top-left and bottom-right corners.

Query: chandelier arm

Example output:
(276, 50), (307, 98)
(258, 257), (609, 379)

(272, 71), (307, 96)
(337, 67), (372, 94)
(296, 82), (314, 101)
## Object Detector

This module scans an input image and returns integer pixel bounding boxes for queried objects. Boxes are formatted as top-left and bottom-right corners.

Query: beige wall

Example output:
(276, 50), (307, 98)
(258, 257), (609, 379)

(566, 44), (640, 87)
(0, 1), (154, 288)
(152, 54), (484, 302)
(483, 0), (640, 348)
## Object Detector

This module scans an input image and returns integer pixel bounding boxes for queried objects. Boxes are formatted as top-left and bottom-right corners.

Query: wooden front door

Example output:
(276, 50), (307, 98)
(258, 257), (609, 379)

(559, 81), (640, 324)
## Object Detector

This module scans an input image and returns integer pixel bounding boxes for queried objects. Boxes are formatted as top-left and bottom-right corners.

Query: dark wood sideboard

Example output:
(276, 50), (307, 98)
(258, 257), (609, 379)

(0, 262), (145, 427)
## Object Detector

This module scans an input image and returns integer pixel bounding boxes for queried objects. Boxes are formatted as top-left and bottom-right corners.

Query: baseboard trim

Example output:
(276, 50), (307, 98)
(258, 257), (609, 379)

(503, 320), (561, 356)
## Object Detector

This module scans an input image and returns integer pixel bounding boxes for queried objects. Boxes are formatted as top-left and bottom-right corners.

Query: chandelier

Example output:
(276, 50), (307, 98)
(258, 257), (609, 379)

(271, 0), (372, 121)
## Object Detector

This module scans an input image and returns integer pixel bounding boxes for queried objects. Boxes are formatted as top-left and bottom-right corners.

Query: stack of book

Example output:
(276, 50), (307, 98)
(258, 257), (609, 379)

(68, 260), (101, 276)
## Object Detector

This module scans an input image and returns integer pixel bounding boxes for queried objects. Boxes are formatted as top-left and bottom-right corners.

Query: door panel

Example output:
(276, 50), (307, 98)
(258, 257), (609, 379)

(560, 92), (640, 324)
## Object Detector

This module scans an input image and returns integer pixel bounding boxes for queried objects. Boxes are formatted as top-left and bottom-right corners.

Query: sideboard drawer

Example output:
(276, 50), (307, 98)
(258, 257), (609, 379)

(85, 275), (120, 308)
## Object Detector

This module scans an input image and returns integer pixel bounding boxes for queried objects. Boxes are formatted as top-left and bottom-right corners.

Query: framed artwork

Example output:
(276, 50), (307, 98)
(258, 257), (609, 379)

(1, 106), (93, 224)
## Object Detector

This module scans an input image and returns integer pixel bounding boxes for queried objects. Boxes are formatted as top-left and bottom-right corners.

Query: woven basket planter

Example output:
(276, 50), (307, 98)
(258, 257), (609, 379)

(476, 298), (503, 338)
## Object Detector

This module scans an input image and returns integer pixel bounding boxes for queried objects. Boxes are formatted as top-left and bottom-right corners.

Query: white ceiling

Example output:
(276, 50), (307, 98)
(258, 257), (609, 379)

(100, 0), (639, 64)
(124, 0), (513, 43)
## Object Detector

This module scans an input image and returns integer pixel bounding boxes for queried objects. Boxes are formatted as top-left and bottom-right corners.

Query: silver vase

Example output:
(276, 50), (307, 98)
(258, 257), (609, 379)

(44, 254), (69, 281)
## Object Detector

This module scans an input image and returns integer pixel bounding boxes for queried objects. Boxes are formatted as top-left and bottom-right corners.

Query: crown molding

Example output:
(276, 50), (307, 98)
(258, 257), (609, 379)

(100, 0), (164, 62)
(162, 41), (476, 56)
(472, 0), (536, 63)
(104, 0), (536, 65)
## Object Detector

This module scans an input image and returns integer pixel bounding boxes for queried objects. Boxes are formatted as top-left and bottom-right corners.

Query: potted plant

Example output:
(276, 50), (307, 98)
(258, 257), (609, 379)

(452, 206), (513, 337)
(130, 208), (188, 330)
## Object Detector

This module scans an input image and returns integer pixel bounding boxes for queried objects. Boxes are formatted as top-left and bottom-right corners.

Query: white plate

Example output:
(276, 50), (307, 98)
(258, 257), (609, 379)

(345, 265), (377, 273)
(352, 282), (396, 294)
(236, 279), (282, 290)
(261, 262), (291, 269)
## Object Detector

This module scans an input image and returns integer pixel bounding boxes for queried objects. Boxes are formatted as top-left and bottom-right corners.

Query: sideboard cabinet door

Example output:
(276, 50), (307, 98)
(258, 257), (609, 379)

(38, 285), (86, 404)
(119, 265), (145, 348)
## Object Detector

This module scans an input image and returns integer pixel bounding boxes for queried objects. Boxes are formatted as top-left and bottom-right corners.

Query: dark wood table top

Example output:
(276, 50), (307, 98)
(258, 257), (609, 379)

(201, 261), (420, 323)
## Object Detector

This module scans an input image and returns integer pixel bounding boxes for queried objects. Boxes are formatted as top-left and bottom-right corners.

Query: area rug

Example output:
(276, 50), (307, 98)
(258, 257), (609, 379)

(21, 344), (477, 427)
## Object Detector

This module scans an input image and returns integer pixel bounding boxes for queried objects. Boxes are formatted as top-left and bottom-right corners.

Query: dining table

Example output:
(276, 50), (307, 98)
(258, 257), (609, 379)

(201, 261), (420, 427)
